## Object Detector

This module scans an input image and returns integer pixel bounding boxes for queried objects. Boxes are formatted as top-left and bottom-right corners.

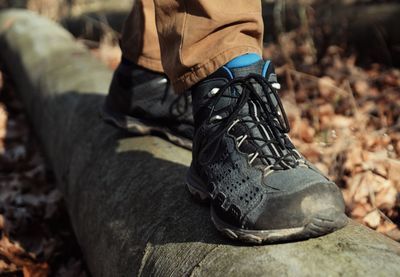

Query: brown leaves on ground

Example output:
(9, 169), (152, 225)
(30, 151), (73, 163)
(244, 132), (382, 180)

(265, 30), (400, 241)
(0, 72), (88, 276)
(0, 233), (49, 276)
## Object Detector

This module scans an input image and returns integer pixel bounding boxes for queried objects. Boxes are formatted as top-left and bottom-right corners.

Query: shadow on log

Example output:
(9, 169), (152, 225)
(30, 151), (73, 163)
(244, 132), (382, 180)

(0, 9), (400, 277)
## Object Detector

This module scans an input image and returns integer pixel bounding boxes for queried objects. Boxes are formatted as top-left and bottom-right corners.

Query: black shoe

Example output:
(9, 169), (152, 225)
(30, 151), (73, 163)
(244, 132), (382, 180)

(186, 60), (348, 244)
(101, 59), (194, 149)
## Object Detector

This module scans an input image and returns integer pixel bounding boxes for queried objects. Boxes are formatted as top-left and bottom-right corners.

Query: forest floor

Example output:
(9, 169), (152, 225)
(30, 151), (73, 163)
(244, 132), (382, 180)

(0, 69), (89, 276)
(1, 9), (400, 277)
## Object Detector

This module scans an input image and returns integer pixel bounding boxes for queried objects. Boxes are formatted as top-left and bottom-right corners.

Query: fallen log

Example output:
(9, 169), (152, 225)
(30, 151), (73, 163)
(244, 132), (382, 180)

(0, 9), (400, 277)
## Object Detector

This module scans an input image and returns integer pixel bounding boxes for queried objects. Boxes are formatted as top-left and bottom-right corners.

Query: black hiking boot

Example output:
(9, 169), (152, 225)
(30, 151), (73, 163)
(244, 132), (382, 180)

(186, 58), (348, 244)
(101, 58), (194, 149)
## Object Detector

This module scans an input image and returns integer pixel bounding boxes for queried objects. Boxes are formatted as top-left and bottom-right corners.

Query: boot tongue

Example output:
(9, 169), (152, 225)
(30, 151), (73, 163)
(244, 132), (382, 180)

(227, 57), (279, 110)
(211, 54), (263, 114)
(228, 60), (265, 78)
(209, 54), (263, 116)
(225, 53), (264, 80)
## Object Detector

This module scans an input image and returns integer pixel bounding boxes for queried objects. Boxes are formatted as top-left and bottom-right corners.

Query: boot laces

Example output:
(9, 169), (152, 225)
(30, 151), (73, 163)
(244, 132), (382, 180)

(199, 73), (303, 171)
(160, 78), (192, 120)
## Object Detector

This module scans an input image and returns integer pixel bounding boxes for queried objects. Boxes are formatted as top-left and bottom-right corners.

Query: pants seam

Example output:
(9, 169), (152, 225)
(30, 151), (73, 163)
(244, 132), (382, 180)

(180, 0), (189, 68)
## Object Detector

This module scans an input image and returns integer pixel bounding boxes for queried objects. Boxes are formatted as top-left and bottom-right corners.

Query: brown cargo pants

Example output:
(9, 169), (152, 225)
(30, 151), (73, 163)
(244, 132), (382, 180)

(120, 0), (264, 93)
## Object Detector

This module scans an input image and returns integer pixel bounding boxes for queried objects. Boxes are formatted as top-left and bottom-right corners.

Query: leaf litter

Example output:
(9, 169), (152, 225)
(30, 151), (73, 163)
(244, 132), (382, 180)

(0, 72), (89, 276)
(0, 15), (400, 277)
(264, 29), (400, 241)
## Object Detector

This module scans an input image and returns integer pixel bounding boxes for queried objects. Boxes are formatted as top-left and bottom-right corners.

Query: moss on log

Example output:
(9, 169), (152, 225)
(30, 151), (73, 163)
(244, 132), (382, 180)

(0, 9), (400, 277)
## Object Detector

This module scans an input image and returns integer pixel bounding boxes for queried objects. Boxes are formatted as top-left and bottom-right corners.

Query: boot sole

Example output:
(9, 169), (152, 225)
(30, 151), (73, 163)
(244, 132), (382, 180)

(186, 171), (348, 244)
(100, 106), (193, 150)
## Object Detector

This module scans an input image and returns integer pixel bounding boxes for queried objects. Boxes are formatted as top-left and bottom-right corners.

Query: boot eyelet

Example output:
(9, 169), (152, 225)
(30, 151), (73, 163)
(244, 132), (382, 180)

(210, 115), (223, 123)
(271, 82), (281, 90)
(208, 87), (220, 97)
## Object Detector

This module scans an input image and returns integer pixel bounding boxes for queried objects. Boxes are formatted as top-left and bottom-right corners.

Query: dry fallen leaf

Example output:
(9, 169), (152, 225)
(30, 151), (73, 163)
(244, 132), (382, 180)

(353, 79), (369, 96)
(363, 210), (381, 229)
(375, 181), (398, 210)
(0, 104), (7, 153)
(0, 215), (4, 230)
(0, 235), (48, 276)
(331, 115), (353, 129)
(387, 159), (400, 186)
(350, 203), (371, 219)
(318, 76), (337, 99)
(0, 71), (3, 89)
(298, 120), (316, 143)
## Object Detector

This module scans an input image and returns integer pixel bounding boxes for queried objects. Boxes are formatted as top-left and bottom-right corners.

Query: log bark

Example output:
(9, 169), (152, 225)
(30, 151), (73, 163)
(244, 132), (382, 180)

(0, 9), (400, 277)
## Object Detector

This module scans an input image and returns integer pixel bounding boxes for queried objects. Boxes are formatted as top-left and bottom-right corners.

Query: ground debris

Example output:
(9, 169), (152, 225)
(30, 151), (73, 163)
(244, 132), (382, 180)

(266, 29), (400, 241)
(0, 73), (89, 276)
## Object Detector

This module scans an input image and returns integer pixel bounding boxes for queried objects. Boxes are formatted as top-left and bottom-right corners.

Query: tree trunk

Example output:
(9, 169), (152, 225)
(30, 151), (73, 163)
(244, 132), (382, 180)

(0, 9), (400, 277)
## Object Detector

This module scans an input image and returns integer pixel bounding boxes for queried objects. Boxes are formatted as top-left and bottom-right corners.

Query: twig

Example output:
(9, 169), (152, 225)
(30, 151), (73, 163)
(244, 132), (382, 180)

(284, 66), (297, 103)
(377, 209), (396, 225)
(343, 80), (360, 118)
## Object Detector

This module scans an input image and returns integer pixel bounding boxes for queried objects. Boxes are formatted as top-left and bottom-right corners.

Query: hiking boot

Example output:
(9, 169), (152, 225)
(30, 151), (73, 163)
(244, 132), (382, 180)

(186, 56), (348, 244)
(101, 58), (194, 149)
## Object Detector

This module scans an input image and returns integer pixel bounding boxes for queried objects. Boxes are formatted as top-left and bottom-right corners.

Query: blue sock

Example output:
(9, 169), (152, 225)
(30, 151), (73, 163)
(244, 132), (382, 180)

(225, 53), (262, 69)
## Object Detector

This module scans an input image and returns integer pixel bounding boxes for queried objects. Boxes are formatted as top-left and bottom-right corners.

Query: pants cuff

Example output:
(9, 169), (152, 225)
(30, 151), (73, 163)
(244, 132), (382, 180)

(122, 53), (164, 74)
(171, 46), (262, 94)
